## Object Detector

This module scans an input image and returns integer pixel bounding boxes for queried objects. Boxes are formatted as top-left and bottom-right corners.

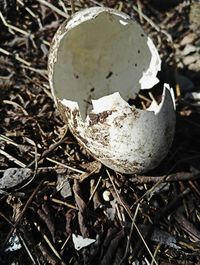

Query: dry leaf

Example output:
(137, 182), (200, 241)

(0, 168), (32, 190)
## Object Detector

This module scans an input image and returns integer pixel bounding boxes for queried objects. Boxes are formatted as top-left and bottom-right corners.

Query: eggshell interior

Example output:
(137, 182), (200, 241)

(49, 7), (161, 119)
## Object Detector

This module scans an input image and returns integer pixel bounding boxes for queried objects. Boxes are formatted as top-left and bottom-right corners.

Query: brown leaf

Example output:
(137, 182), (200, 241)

(73, 179), (89, 238)
(101, 229), (125, 265)
(175, 214), (200, 243)
(37, 205), (55, 242)
(65, 209), (77, 235)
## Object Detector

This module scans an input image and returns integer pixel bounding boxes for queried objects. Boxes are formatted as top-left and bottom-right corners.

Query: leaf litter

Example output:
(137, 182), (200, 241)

(0, 0), (200, 264)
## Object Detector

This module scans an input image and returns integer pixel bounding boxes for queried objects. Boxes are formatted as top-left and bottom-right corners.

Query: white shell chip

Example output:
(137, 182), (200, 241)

(48, 7), (176, 174)
(72, 234), (96, 250)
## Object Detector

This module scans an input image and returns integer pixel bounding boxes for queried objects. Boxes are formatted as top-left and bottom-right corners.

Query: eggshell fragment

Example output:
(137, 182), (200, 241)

(72, 234), (96, 250)
(61, 84), (175, 174)
(48, 7), (176, 174)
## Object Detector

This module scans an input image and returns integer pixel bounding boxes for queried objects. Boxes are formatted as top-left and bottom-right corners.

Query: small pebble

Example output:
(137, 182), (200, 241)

(102, 190), (112, 201)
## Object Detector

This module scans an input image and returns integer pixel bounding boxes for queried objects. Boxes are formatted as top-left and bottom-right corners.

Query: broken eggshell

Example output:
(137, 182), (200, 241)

(48, 7), (176, 174)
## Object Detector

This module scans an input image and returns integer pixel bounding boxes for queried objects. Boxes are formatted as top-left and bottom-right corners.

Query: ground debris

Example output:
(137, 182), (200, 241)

(1, 0), (200, 264)
(0, 168), (32, 190)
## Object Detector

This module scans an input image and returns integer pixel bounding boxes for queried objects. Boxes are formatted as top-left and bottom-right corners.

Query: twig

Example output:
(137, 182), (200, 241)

(129, 172), (199, 184)
(136, 0), (143, 23)
(107, 170), (132, 219)
(1, 180), (45, 251)
(0, 134), (20, 147)
(0, 149), (26, 168)
(154, 188), (191, 224)
(22, 65), (48, 79)
(16, 139), (39, 190)
(188, 180), (200, 196)
(0, 11), (30, 36)
(17, 0), (37, 18)
(70, 0), (75, 14)
(119, 203), (140, 265)
(27, 135), (86, 175)
(59, 0), (68, 14)
(0, 134), (86, 184)
(46, 157), (85, 174)
(27, 135), (69, 168)
(33, 222), (64, 263)
(51, 198), (77, 209)
(89, 0), (104, 6)
(36, 0), (68, 18)
(3, 100), (29, 116)
(0, 47), (31, 66)
(131, 153), (200, 206)
(107, 170), (158, 265)
(118, 2), (123, 11)
(132, 5), (172, 43)
(18, 232), (38, 265)
(134, 223), (158, 265)
(0, 211), (13, 226)
(88, 176), (102, 203)
(0, 167), (65, 174)
(150, 244), (160, 265)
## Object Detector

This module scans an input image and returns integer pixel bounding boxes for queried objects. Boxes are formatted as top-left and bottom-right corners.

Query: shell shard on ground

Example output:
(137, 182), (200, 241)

(72, 234), (96, 251)
(48, 7), (176, 174)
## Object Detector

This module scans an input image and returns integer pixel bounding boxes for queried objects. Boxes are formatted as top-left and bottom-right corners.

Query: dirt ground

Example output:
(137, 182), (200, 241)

(0, 0), (200, 264)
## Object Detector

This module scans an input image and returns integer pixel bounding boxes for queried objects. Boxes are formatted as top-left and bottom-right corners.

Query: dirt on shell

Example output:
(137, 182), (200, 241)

(88, 110), (113, 126)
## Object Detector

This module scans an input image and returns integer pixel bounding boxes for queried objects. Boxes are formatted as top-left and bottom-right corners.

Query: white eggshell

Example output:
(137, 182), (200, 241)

(48, 7), (176, 174)
(72, 234), (96, 250)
